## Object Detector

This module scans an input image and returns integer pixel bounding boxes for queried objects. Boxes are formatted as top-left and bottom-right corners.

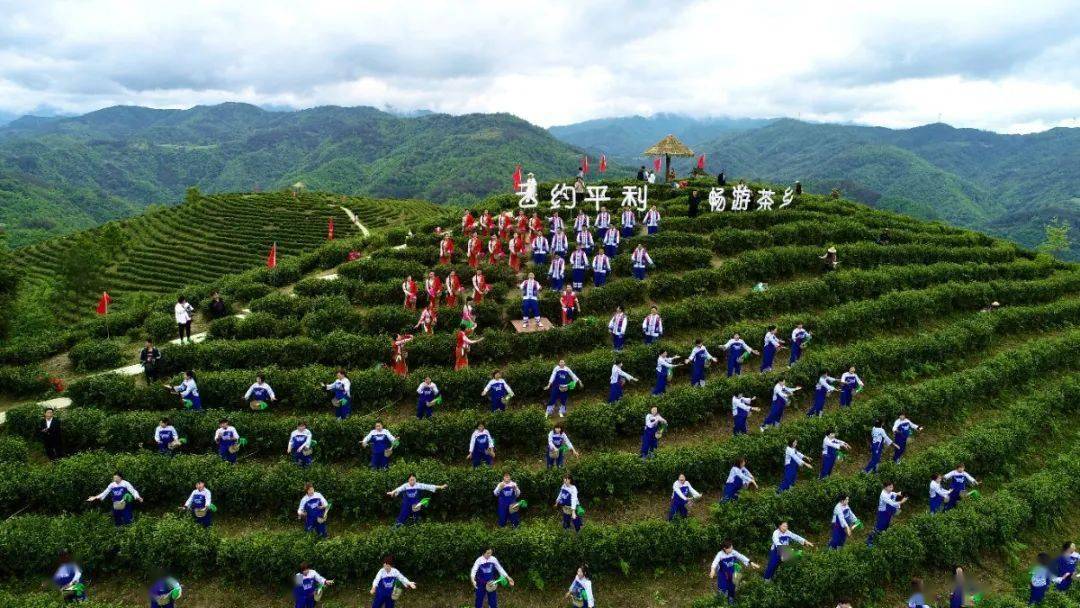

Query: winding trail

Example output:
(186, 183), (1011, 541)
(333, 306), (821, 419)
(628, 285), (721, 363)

(340, 206), (370, 237)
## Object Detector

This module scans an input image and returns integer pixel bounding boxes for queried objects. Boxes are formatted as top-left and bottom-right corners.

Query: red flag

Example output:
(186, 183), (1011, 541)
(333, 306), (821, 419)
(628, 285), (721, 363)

(95, 292), (111, 315)
(599, 154), (607, 173)
(267, 243), (277, 269)
(653, 157), (662, 172)
(512, 165), (522, 192)
(581, 155), (589, 174)
(328, 218), (335, 240)
(697, 154), (706, 170)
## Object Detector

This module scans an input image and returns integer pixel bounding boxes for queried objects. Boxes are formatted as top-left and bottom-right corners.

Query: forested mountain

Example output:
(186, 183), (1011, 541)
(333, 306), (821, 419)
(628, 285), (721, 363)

(0, 104), (599, 247)
(552, 116), (1080, 258)
(548, 113), (770, 161)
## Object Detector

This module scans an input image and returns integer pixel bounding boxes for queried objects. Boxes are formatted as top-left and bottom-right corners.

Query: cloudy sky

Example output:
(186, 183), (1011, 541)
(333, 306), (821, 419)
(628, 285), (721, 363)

(1, 0), (1079, 133)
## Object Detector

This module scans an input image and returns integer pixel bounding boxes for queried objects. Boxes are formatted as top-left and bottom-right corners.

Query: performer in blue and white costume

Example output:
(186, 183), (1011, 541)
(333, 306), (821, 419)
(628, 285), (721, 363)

(531, 232), (549, 266)
(324, 369), (352, 420)
(631, 244), (654, 280)
(668, 473), (702, 520)
(761, 380), (800, 431)
(819, 430), (851, 478)
(928, 473), (952, 513)
(943, 465), (979, 511)
(760, 326), (784, 372)
(519, 273), (542, 328)
(52, 552), (87, 602)
(214, 418), (240, 464)
(892, 414), (922, 462)
(573, 210), (592, 243)
(640, 406), (667, 458)
(602, 226), (620, 258)
(567, 566), (595, 608)
(575, 227), (594, 256)
(721, 458), (757, 501)
(545, 360), (581, 417)
(297, 484), (330, 538)
(481, 371), (514, 412)
(548, 211), (565, 238)
(642, 306), (663, 344)
(470, 549), (514, 608)
(370, 556), (415, 608)
(866, 482), (906, 546)
(416, 377), (439, 419)
(243, 374), (277, 408)
(607, 361), (637, 403)
(592, 250), (611, 286)
(710, 541), (759, 603)
(173, 371), (202, 411)
(570, 245), (589, 291)
(839, 366), (863, 407)
(154, 418), (179, 455)
(293, 563), (332, 608)
(388, 475), (447, 526)
(287, 422), (314, 467)
(689, 339), (719, 387)
(644, 205), (661, 235)
(548, 254), (566, 292)
(653, 351), (681, 395)
(828, 494), (858, 549)
(147, 576), (182, 608)
(863, 419), (893, 473)
(547, 424), (578, 468)
(909, 579), (932, 608)
(731, 394), (759, 435)
(789, 324), (811, 365)
(721, 334), (755, 377)
(182, 480), (213, 528)
(86, 473), (142, 526)
(493, 472), (522, 528)
(1054, 542), (1080, 592)
(608, 307), (627, 351)
(555, 475), (583, 532)
(362, 422), (397, 470)
(808, 372), (837, 417)
(1031, 552), (1069, 605)
(551, 228), (569, 258)
(763, 522), (813, 581)
(468, 423), (495, 468)
(595, 207), (611, 239)
(778, 439), (813, 493)
(620, 208), (636, 238)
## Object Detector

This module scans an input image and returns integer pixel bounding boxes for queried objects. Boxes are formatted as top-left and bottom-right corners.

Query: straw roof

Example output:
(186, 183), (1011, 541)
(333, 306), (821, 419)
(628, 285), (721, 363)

(643, 134), (694, 157)
(291, 181), (307, 189)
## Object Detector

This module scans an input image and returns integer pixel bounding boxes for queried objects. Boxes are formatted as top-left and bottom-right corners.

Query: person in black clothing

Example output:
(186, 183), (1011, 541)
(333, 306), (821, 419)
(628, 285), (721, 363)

(717, 171), (726, 186)
(636, 166), (646, 181)
(794, 181), (802, 196)
(40, 407), (62, 460)
(140, 340), (162, 383)
(208, 291), (228, 318)
(688, 190), (701, 218)
(876, 229), (890, 245)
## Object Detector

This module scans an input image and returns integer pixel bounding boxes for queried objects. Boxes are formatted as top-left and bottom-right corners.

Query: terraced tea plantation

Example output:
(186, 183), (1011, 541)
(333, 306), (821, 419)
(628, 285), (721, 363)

(2, 181), (1080, 608)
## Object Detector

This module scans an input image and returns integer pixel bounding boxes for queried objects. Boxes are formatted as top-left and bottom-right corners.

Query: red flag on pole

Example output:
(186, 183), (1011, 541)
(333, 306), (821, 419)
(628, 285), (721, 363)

(599, 154), (607, 173)
(697, 154), (706, 170)
(95, 291), (111, 315)
(267, 243), (277, 269)
(653, 157), (662, 172)
(582, 155), (589, 174)
(512, 165), (522, 192)
(328, 218), (335, 240)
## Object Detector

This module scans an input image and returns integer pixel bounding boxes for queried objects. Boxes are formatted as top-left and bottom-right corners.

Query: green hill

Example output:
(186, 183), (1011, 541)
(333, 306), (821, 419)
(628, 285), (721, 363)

(1, 182), (1079, 607)
(0, 104), (599, 247)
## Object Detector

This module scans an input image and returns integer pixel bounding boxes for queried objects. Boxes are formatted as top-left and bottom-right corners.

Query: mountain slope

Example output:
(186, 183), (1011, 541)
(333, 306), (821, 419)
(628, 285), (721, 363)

(0, 104), (598, 247)
(548, 113), (770, 161)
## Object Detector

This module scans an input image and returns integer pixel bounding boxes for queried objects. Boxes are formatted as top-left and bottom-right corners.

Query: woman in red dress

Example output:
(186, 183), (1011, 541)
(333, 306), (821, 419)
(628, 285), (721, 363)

(402, 275), (418, 310)
(391, 333), (414, 376)
(445, 271), (463, 308)
(472, 271), (490, 304)
(560, 286), (578, 326)
(454, 326), (483, 370)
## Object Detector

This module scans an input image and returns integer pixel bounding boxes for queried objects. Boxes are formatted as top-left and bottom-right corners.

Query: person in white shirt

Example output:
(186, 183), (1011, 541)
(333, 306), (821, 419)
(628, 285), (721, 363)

(481, 371), (514, 413)
(519, 272), (543, 328)
(608, 306), (628, 351)
(471, 548), (514, 608)
(778, 438), (813, 493)
(545, 360), (581, 417)
(1031, 552), (1069, 604)
(370, 555), (415, 606)
(721, 333), (756, 377)
(689, 339), (719, 387)
(722, 458), (758, 501)
(711, 540), (759, 602)
(566, 565), (595, 608)
(863, 419), (893, 473)
(942, 464), (979, 511)
(547, 424), (578, 468)
(51, 552), (86, 601)
(928, 472), (953, 513)
(468, 423), (495, 468)
(892, 413), (922, 462)
(287, 421), (314, 467)
(647, 170), (657, 184)
(297, 483), (330, 538)
(644, 204), (661, 235)
(214, 418), (240, 463)
(361, 422), (398, 470)
(761, 380), (801, 430)
(388, 475), (447, 526)
(153, 418), (179, 455)
(668, 473), (702, 520)
(789, 324), (811, 364)
(820, 430), (851, 478)
(607, 361), (638, 403)
(652, 350), (681, 395)
(828, 494), (859, 549)
(494, 472), (523, 529)
(641, 305), (663, 344)
(839, 366), (863, 407)
(640, 406), (668, 458)
(171, 371), (202, 411)
(556, 474), (583, 532)
(174, 296), (195, 343)
(731, 394), (759, 435)
(763, 521), (814, 580)
(324, 369), (352, 420)
(867, 481), (907, 547)
(631, 244), (654, 280)
(244, 374), (277, 410)
(294, 562), (333, 607)
(760, 325), (785, 372)
(181, 480), (213, 528)
(86, 473), (143, 526)
(808, 372), (837, 416)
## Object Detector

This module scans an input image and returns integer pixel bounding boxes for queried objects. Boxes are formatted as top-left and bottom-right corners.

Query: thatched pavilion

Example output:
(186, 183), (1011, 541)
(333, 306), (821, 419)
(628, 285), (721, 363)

(643, 134), (694, 182)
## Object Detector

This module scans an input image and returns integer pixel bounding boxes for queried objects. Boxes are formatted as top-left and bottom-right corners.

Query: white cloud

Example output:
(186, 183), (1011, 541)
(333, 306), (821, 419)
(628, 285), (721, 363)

(0, 0), (1077, 132)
